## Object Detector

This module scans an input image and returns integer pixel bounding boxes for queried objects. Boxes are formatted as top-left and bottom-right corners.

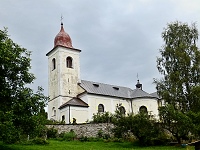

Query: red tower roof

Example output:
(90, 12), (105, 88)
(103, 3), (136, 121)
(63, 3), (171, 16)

(54, 23), (73, 48)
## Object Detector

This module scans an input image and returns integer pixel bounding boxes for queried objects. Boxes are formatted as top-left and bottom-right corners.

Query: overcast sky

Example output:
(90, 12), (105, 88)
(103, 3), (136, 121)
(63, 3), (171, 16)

(0, 0), (200, 96)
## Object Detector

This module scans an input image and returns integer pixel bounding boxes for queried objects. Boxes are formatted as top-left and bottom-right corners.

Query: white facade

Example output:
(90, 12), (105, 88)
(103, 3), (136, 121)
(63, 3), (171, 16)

(47, 23), (160, 124)
(47, 46), (83, 121)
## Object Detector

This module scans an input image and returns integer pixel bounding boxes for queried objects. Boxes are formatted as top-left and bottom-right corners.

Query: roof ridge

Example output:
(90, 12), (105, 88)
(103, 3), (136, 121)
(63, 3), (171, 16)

(81, 79), (132, 90)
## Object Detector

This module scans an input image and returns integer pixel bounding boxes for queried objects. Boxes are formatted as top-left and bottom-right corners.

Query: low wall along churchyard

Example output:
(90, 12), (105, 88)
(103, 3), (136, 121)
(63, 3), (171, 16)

(47, 123), (114, 138)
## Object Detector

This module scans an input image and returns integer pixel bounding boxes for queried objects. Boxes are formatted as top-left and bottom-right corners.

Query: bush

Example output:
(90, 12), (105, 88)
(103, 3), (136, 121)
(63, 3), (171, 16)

(110, 137), (124, 142)
(151, 132), (171, 146)
(79, 136), (89, 142)
(63, 130), (76, 141)
(92, 112), (113, 123)
(31, 137), (49, 145)
(58, 132), (65, 138)
(103, 133), (111, 139)
(97, 129), (111, 140)
(47, 127), (58, 139)
(112, 111), (165, 146)
(97, 129), (103, 138)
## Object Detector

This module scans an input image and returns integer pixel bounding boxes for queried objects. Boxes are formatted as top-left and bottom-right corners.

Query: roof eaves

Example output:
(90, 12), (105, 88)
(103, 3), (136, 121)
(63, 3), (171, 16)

(46, 45), (81, 56)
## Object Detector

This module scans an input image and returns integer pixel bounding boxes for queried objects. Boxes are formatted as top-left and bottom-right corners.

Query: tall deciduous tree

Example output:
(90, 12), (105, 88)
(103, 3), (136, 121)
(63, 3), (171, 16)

(0, 28), (48, 143)
(154, 21), (200, 143)
(155, 21), (200, 112)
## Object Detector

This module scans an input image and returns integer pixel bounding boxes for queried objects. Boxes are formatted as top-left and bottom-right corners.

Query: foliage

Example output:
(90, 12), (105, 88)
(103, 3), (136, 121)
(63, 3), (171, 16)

(112, 104), (166, 146)
(187, 111), (200, 139)
(30, 137), (49, 145)
(47, 127), (58, 139)
(63, 130), (76, 141)
(159, 104), (194, 143)
(92, 111), (113, 123)
(127, 113), (166, 146)
(97, 129), (111, 139)
(154, 21), (200, 143)
(154, 21), (200, 112)
(0, 28), (48, 143)
(58, 132), (65, 139)
(79, 136), (89, 142)
(97, 129), (104, 138)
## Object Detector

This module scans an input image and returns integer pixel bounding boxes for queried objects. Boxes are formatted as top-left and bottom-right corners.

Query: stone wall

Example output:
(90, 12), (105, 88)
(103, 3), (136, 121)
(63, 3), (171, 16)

(47, 123), (114, 138)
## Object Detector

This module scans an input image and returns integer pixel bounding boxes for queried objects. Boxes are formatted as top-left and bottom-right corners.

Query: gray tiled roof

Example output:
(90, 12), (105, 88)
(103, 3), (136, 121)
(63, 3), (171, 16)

(59, 97), (89, 109)
(130, 88), (155, 98)
(150, 92), (161, 99)
(79, 80), (157, 99)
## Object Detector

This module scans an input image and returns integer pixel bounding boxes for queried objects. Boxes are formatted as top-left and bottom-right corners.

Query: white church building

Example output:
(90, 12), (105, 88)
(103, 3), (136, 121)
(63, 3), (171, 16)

(47, 23), (160, 124)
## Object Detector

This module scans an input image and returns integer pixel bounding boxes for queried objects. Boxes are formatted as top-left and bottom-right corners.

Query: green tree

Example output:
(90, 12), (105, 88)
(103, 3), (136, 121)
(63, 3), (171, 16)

(112, 104), (164, 146)
(129, 113), (164, 146)
(0, 28), (48, 143)
(155, 21), (200, 112)
(112, 104), (128, 138)
(154, 21), (200, 143)
(159, 105), (193, 143)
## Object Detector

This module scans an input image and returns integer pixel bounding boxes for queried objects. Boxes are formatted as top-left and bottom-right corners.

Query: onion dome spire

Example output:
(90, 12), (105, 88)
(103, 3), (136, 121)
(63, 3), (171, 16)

(54, 22), (73, 48)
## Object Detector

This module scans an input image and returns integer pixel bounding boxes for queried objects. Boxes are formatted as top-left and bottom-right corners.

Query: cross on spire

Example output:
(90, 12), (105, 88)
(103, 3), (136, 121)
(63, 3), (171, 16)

(61, 15), (63, 25)
(137, 73), (139, 80)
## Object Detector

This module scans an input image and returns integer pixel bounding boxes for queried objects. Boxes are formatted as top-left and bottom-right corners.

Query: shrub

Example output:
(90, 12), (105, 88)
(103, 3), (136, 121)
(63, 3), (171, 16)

(63, 130), (76, 141)
(87, 137), (100, 142)
(92, 112), (113, 123)
(97, 129), (111, 140)
(111, 137), (123, 142)
(58, 132), (65, 138)
(103, 133), (111, 139)
(151, 132), (171, 146)
(97, 129), (103, 138)
(79, 136), (89, 142)
(112, 111), (164, 146)
(47, 127), (58, 139)
(31, 137), (49, 145)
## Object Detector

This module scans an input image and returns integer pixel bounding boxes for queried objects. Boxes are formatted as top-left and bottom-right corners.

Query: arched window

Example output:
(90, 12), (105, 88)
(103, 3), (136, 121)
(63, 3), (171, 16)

(66, 57), (73, 68)
(62, 115), (65, 122)
(139, 106), (148, 114)
(98, 104), (104, 113)
(52, 107), (56, 116)
(52, 58), (56, 70)
(120, 106), (126, 115)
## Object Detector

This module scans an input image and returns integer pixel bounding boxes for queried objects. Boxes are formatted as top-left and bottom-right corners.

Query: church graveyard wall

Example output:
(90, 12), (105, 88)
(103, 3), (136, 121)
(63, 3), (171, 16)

(47, 123), (114, 138)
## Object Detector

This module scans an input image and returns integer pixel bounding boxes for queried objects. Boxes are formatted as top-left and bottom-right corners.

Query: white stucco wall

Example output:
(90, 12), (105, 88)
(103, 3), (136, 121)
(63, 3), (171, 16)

(47, 47), (81, 100)
(47, 46), (81, 120)
(132, 98), (159, 119)
(60, 106), (88, 124)
(48, 97), (62, 121)
(81, 94), (131, 121)
(79, 93), (159, 121)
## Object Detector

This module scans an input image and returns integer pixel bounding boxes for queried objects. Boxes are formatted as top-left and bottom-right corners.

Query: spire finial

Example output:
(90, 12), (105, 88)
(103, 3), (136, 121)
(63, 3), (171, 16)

(135, 74), (142, 89)
(61, 15), (63, 25)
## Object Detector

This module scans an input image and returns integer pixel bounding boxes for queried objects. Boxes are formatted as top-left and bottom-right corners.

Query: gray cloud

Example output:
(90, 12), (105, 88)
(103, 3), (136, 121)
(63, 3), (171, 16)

(0, 0), (200, 96)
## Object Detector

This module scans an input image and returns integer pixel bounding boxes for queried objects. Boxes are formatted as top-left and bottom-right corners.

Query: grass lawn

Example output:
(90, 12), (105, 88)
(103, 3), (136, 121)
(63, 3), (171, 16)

(0, 140), (194, 150)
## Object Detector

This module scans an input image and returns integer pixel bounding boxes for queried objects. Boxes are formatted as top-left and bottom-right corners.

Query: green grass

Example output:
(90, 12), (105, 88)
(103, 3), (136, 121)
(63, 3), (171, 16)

(0, 140), (194, 150)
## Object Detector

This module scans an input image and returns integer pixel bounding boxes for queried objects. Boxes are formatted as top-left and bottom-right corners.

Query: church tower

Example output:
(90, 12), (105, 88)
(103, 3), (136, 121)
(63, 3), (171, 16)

(46, 23), (81, 121)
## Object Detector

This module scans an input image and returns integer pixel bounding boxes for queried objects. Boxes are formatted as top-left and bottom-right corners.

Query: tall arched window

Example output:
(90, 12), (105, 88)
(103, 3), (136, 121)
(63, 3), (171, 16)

(120, 106), (126, 115)
(98, 104), (104, 113)
(66, 56), (73, 68)
(62, 115), (65, 122)
(52, 58), (56, 70)
(139, 106), (148, 114)
(52, 107), (56, 116)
